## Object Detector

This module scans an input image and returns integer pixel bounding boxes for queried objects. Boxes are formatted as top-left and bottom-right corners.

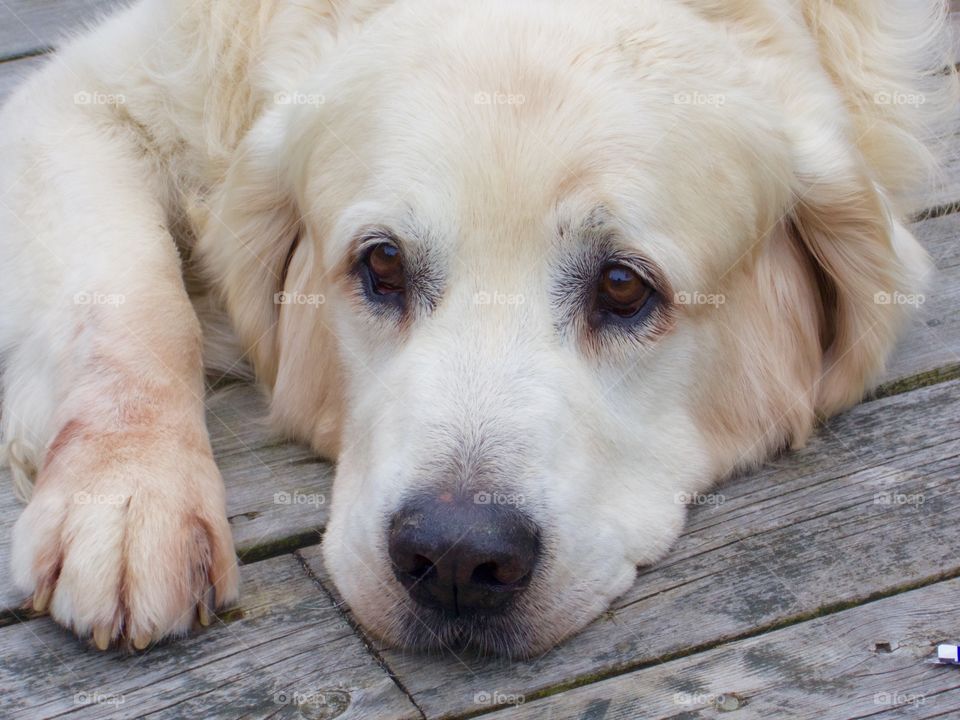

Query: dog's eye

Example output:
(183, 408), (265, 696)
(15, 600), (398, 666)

(363, 242), (406, 296)
(595, 262), (653, 318)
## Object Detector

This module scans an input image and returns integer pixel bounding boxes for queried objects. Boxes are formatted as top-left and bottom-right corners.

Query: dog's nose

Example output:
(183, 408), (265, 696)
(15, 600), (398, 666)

(388, 494), (540, 616)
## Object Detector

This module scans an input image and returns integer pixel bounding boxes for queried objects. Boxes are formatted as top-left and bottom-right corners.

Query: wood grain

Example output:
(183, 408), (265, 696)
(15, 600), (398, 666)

(479, 578), (960, 720)
(0, 554), (420, 720)
(880, 211), (960, 391)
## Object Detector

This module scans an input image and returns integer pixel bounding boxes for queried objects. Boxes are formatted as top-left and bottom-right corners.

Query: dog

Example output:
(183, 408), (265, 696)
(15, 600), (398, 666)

(0, 0), (952, 657)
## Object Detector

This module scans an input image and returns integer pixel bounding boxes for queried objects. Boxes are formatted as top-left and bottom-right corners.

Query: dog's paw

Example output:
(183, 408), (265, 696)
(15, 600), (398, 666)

(10, 431), (239, 650)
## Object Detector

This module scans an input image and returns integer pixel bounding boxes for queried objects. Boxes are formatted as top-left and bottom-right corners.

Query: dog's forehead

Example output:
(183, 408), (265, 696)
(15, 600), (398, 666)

(374, 31), (782, 223)
(309, 0), (795, 287)
(361, 99), (778, 295)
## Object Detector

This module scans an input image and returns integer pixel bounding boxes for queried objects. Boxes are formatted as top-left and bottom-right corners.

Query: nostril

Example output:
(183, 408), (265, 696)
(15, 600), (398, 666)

(470, 561), (502, 587)
(408, 554), (435, 582)
(390, 548), (437, 586)
(471, 561), (529, 588)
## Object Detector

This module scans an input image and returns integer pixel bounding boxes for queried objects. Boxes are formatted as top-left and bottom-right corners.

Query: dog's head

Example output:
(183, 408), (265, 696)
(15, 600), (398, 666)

(200, 0), (929, 656)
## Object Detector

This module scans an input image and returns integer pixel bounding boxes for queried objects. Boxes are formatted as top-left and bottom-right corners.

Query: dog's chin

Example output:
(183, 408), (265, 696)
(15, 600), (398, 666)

(354, 578), (623, 659)
(374, 604), (563, 660)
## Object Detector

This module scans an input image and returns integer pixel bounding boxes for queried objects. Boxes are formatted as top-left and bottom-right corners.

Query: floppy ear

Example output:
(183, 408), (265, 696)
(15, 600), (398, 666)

(786, 143), (931, 418)
(197, 111), (299, 385)
(698, 119), (932, 475)
(196, 110), (344, 455)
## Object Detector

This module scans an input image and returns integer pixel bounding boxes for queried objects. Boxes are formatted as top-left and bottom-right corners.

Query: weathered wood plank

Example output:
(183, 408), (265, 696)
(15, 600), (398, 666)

(299, 379), (960, 719)
(913, 128), (960, 216)
(954, 5), (960, 69)
(880, 211), (960, 391)
(0, 0), (125, 61)
(0, 553), (421, 720)
(0, 384), (333, 616)
(479, 578), (960, 720)
(206, 385), (333, 561)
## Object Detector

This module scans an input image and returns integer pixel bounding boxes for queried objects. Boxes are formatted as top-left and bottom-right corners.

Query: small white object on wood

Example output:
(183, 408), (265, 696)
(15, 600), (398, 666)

(934, 643), (960, 665)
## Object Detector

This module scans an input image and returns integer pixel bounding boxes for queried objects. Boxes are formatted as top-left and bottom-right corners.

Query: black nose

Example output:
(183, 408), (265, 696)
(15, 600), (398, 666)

(388, 494), (540, 616)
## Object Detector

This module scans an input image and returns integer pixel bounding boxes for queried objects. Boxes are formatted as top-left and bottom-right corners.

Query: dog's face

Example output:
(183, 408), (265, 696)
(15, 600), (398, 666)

(204, 0), (922, 656)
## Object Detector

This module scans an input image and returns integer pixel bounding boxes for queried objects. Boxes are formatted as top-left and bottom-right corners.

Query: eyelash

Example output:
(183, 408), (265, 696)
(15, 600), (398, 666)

(553, 253), (670, 340)
(355, 232), (399, 259)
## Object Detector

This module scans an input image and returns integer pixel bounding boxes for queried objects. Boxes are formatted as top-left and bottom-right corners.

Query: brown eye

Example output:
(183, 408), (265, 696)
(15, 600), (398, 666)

(364, 242), (406, 295)
(596, 263), (653, 317)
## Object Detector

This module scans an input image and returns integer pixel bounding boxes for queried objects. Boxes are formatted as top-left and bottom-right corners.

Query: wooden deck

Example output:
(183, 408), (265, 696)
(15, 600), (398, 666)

(1, 3), (960, 719)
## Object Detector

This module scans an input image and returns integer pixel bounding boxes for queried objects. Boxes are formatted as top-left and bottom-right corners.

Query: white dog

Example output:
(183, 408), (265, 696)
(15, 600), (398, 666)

(0, 0), (952, 656)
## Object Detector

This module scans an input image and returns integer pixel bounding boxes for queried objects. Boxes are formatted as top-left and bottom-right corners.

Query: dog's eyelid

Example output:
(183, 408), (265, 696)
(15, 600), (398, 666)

(354, 226), (403, 257)
(564, 211), (669, 295)
(605, 253), (667, 297)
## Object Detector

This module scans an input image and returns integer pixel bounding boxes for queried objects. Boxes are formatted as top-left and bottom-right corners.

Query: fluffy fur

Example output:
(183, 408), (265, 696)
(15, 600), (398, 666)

(0, 0), (952, 654)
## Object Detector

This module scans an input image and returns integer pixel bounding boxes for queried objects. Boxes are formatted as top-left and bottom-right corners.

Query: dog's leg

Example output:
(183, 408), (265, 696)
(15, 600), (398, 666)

(0, 92), (239, 650)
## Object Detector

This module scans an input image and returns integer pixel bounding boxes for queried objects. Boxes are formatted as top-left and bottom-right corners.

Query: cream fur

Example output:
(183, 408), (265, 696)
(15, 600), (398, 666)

(0, 0), (952, 654)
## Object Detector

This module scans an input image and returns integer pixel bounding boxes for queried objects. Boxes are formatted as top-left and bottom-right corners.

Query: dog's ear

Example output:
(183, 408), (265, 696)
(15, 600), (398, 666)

(785, 138), (931, 418)
(703, 149), (929, 472)
(197, 110), (343, 454)
(198, 111), (299, 384)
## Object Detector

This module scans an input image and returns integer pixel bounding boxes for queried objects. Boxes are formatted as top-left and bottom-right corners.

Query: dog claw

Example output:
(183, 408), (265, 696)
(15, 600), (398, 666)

(93, 626), (111, 651)
(132, 632), (151, 651)
(32, 586), (52, 614)
(198, 586), (215, 627)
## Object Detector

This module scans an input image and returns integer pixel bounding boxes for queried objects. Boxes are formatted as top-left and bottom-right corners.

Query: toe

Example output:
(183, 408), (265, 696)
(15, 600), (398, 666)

(198, 586), (215, 627)
(131, 631), (152, 651)
(32, 583), (53, 614)
(93, 625), (112, 651)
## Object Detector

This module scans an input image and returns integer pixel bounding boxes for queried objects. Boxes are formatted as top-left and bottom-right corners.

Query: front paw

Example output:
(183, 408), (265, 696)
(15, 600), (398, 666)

(10, 433), (239, 650)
